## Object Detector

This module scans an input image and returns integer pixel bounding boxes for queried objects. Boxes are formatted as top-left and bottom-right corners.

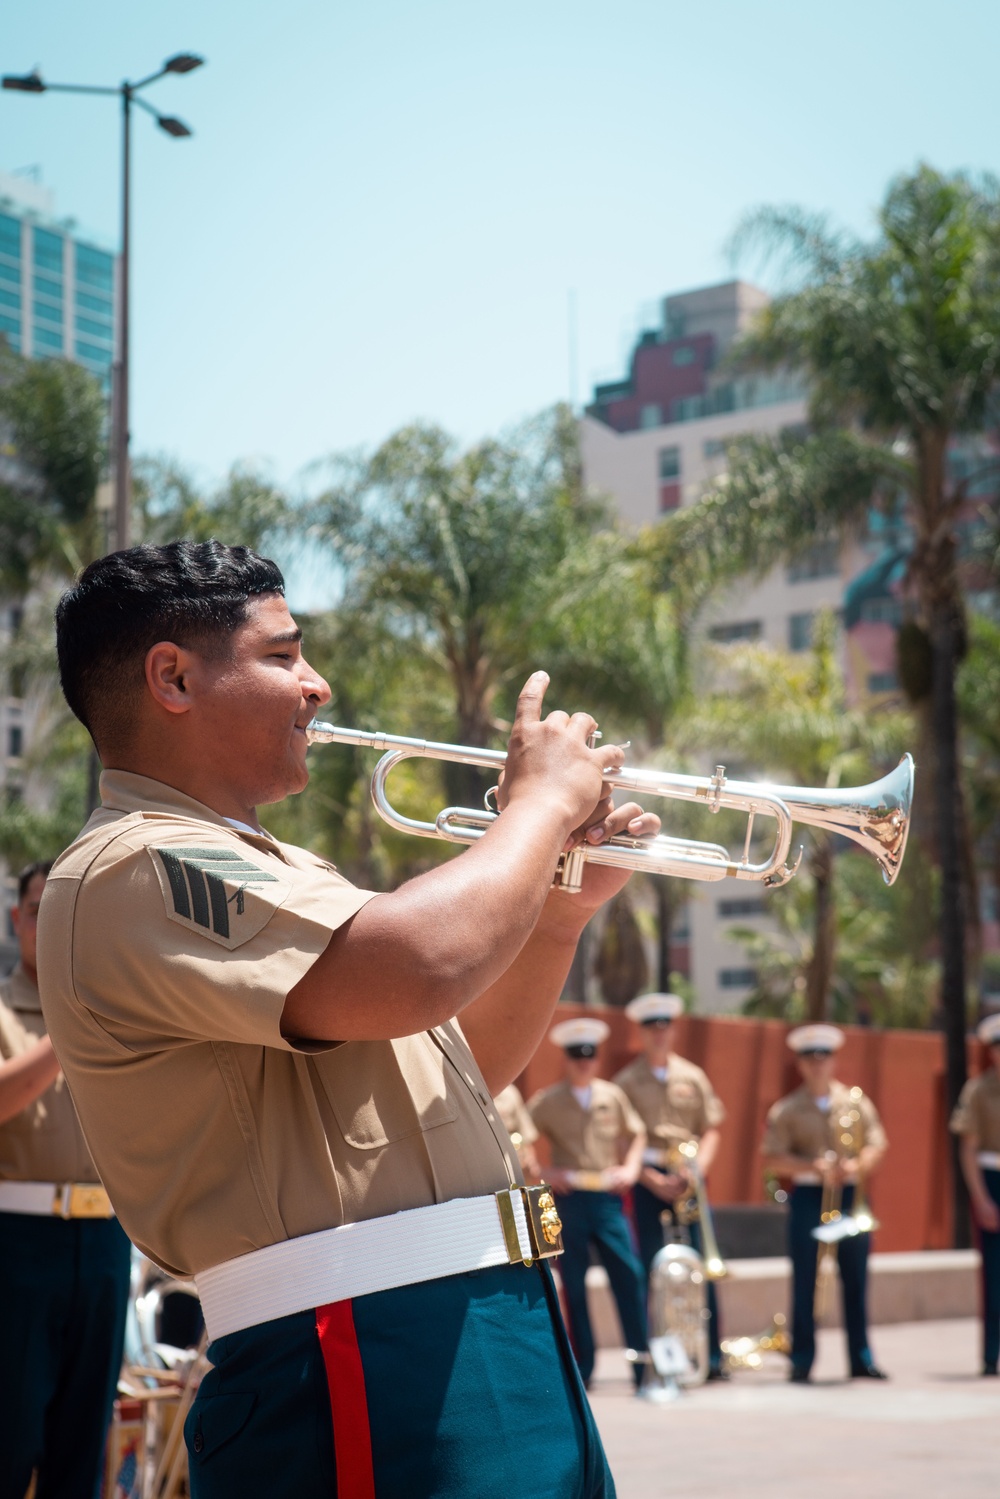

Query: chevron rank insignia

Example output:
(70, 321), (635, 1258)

(148, 844), (291, 948)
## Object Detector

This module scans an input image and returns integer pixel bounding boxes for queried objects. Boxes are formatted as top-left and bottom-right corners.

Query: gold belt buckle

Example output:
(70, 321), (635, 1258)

(53, 1184), (112, 1219)
(496, 1185), (564, 1266)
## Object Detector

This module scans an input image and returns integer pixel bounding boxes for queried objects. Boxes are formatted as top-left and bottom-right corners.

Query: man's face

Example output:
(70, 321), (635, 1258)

(796, 1051), (836, 1090)
(189, 595), (332, 806)
(11, 873), (46, 978)
(566, 1053), (600, 1086)
(641, 1020), (673, 1062)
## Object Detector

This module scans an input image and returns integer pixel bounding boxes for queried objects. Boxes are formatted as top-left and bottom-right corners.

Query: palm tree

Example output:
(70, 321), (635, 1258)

(0, 348), (107, 591)
(688, 612), (911, 1020)
(307, 406), (615, 806)
(651, 166), (1000, 1236)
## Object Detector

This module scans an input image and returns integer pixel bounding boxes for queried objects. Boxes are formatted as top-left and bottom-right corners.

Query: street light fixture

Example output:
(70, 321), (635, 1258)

(2, 53), (204, 551)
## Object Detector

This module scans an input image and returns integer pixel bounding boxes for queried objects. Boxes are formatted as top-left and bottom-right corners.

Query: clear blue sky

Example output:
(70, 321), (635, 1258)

(3, 0), (999, 492)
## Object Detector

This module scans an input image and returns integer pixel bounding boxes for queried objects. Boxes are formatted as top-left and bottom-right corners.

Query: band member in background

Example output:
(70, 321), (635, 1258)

(493, 1082), (541, 1180)
(529, 1018), (649, 1391)
(38, 540), (662, 1499)
(0, 860), (131, 1499)
(761, 1024), (888, 1384)
(614, 992), (728, 1379)
(950, 1012), (1000, 1376)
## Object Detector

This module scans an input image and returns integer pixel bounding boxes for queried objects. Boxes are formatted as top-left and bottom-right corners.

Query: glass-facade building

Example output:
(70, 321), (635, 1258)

(0, 208), (116, 389)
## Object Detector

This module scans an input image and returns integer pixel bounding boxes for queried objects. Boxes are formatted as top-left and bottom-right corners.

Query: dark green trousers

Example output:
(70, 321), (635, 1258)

(0, 1212), (131, 1499)
(186, 1261), (616, 1498)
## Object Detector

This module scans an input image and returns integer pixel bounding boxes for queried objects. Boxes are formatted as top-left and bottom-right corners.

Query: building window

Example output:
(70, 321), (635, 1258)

(32, 325), (65, 352)
(7, 726), (23, 759)
(719, 968), (757, 988)
(639, 404), (662, 430)
(867, 671), (899, 694)
(0, 213), (21, 261)
(718, 897), (765, 919)
(75, 338), (113, 366)
(75, 314), (113, 343)
(658, 446), (681, 480)
(788, 612), (814, 652)
(672, 346), (696, 367)
(787, 542), (839, 582)
(703, 438), (727, 460)
(33, 300), (63, 326)
(34, 272), (62, 302)
(32, 227), (64, 275)
(76, 289), (113, 317)
(708, 620), (761, 643)
(0, 312), (20, 345)
(75, 243), (114, 291)
(0, 286), (20, 311)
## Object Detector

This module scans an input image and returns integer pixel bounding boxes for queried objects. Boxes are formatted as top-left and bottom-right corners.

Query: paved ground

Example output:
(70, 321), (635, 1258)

(588, 1320), (1000, 1498)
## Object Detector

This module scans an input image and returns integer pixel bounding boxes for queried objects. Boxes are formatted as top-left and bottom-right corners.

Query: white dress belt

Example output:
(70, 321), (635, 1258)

(978, 1151), (1000, 1171)
(792, 1173), (822, 1186)
(195, 1190), (541, 1342)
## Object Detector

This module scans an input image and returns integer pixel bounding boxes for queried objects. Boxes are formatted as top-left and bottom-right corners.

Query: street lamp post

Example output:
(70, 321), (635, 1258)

(2, 53), (203, 551)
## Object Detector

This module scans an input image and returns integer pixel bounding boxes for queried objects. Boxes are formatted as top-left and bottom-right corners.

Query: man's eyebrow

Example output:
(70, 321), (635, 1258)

(266, 628), (303, 645)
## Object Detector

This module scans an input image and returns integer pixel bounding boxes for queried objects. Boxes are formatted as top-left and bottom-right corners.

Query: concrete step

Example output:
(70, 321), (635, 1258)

(584, 1249), (981, 1344)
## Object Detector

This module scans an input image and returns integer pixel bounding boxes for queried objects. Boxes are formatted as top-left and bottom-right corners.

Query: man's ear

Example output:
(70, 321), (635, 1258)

(145, 642), (200, 716)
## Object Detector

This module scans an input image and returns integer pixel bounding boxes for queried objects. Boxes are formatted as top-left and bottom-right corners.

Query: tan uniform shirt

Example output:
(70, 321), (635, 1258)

(0, 964), (98, 1183)
(761, 1080), (888, 1162)
(613, 1052), (725, 1154)
(37, 771), (522, 1279)
(950, 1070), (1000, 1151)
(493, 1084), (538, 1149)
(528, 1078), (644, 1171)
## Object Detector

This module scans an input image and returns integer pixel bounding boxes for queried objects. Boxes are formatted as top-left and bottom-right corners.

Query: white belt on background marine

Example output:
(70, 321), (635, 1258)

(0, 1180), (114, 1218)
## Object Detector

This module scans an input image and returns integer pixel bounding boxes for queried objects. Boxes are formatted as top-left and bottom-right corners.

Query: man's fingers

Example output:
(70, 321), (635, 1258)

(568, 710), (600, 742)
(512, 671), (550, 729)
(584, 800), (661, 845)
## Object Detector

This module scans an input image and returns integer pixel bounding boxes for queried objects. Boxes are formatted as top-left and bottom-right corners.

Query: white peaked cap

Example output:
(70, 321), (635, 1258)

(978, 1014), (1000, 1046)
(549, 1017), (611, 1050)
(786, 1024), (845, 1054)
(625, 993), (684, 1024)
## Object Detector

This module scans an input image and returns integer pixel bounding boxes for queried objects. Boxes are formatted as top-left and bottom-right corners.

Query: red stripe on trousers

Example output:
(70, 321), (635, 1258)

(316, 1300), (376, 1499)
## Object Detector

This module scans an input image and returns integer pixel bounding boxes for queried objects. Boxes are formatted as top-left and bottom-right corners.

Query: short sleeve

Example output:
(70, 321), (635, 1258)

(860, 1095), (888, 1152)
(527, 1089), (554, 1137)
(696, 1067), (726, 1128)
(950, 1078), (981, 1138)
(69, 829), (378, 1052)
(615, 1086), (645, 1140)
(760, 1101), (792, 1157)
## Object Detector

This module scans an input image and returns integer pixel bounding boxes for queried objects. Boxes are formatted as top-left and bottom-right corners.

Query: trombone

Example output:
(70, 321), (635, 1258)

(306, 721), (913, 894)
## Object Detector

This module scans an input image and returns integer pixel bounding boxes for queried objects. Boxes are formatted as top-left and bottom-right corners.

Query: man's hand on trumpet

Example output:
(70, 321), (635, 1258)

(496, 671), (660, 917)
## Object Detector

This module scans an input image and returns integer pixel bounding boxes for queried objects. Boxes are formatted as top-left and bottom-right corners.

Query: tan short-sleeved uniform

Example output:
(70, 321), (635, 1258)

(37, 772), (522, 1279)
(528, 1078), (644, 1171)
(613, 1053), (725, 1154)
(493, 1084), (538, 1149)
(762, 1081), (888, 1162)
(950, 1071), (1000, 1150)
(0, 965), (98, 1183)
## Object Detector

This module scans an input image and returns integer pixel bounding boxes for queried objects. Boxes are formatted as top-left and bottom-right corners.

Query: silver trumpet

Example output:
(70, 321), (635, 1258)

(305, 721), (913, 895)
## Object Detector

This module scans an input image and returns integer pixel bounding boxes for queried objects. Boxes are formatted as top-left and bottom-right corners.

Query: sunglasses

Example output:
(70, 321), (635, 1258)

(798, 1049), (833, 1060)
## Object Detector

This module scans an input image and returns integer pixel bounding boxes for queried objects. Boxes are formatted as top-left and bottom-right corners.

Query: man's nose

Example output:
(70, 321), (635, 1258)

(299, 657), (332, 707)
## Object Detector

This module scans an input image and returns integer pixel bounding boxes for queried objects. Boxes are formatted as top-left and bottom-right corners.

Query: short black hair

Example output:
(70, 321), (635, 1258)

(18, 860), (53, 901)
(56, 540), (285, 750)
